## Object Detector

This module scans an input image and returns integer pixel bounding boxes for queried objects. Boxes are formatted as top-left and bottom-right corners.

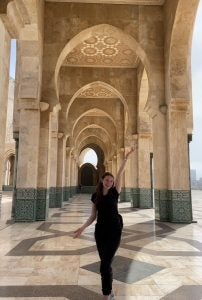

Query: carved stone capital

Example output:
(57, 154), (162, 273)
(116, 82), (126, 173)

(169, 99), (190, 112)
(40, 102), (49, 112)
(17, 98), (39, 110)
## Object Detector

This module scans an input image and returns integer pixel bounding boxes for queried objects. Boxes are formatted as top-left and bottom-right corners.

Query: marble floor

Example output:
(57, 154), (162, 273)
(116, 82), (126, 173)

(1, 190), (202, 299)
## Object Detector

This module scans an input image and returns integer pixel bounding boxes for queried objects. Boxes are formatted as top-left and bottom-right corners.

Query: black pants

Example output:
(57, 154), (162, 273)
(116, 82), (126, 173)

(95, 225), (122, 296)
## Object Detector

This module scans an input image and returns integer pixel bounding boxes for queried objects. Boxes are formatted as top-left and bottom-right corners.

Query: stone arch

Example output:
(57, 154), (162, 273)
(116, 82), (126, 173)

(169, 0), (200, 101)
(72, 108), (117, 137)
(55, 24), (154, 103)
(74, 125), (113, 148)
(78, 163), (97, 187)
(78, 136), (109, 160)
(65, 81), (128, 120)
(77, 133), (113, 157)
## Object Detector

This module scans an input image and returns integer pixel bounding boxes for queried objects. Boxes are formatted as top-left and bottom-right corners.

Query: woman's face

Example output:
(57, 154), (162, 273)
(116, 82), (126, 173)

(102, 175), (114, 190)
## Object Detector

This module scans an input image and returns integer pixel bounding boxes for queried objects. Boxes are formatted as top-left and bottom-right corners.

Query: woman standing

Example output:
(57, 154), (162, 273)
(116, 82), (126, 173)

(74, 148), (135, 300)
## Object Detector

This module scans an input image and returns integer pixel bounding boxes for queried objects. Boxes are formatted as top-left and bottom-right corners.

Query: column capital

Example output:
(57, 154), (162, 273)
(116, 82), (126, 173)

(17, 98), (39, 110)
(169, 99), (190, 112)
(58, 132), (64, 139)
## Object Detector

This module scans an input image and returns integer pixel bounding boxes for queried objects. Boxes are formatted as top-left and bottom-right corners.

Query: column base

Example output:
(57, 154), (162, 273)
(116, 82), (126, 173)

(48, 187), (63, 208)
(80, 186), (96, 194)
(15, 188), (37, 221)
(63, 187), (70, 201)
(155, 189), (193, 223)
(122, 188), (153, 208)
(15, 188), (49, 221)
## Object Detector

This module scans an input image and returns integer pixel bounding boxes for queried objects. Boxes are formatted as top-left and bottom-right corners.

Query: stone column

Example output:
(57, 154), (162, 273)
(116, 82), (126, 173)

(56, 133), (65, 206)
(64, 147), (71, 201)
(138, 134), (153, 208)
(15, 102), (40, 221)
(167, 101), (192, 223)
(151, 111), (169, 221)
(121, 141), (138, 203)
(0, 19), (11, 215)
(46, 112), (60, 208)
(37, 108), (49, 220)
(70, 153), (76, 196)
(112, 155), (117, 177)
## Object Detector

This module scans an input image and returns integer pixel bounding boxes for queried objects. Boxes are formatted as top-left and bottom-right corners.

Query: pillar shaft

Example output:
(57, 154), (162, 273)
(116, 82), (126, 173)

(166, 102), (192, 223)
(15, 107), (40, 221)
(0, 19), (11, 215)
(137, 135), (153, 208)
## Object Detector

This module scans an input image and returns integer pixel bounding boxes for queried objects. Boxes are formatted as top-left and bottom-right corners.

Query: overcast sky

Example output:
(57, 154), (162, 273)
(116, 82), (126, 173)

(190, 0), (202, 179)
(9, 1), (202, 178)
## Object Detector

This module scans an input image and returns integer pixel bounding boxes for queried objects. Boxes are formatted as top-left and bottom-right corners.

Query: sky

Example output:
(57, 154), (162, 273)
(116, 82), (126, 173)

(9, 1), (202, 178)
(190, 0), (202, 179)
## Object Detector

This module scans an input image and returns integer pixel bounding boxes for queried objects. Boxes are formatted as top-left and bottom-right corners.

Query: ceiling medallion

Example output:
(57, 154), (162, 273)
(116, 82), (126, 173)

(81, 35), (120, 57)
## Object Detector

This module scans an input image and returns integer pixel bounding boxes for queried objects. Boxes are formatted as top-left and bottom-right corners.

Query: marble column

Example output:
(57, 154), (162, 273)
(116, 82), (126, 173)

(112, 155), (117, 177)
(152, 111), (169, 221)
(70, 153), (76, 196)
(15, 105), (40, 221)
(46, 112), (60, 208)
(64, 147), (71, 201)
(167, 101), (192, 223)
(121, 142), (138, 203)
(56, 133), (65, 206)
(0, 19), (11, 215)
(37, 109), (49, 220)
(138, 134), (153, 208)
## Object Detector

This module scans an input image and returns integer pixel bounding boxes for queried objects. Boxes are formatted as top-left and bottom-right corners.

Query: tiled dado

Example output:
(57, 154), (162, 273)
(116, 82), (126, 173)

(15, 188), (48, 221)
(155, 189), (193, 223)
(48, 187), (63, 208)
(122, 188), (153, 208)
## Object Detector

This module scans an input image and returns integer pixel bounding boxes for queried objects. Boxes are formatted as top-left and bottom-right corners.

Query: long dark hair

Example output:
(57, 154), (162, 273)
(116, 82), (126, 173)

(95, 172), (114, 207)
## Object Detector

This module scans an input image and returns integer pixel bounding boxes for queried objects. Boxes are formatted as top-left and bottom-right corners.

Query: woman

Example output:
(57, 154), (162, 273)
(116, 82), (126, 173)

(74, 148), (135, 300)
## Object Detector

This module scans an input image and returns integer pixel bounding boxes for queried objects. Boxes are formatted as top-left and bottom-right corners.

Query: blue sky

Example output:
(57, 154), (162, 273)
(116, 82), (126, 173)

(9, 1), (202, 178)
(190, 0), (202, 179)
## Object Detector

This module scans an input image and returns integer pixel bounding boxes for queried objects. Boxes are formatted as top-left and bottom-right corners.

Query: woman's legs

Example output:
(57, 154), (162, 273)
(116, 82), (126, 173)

(95, 232), (121, 296)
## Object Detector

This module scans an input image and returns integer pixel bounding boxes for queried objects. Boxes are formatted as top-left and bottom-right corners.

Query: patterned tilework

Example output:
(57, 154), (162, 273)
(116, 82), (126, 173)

(161, 285), (202, 300)
(70, 186), (78, 197)
(80, 186), (96, 194)
(169, 190), (193, 223)
(120, 187), (139, 203)
(139, 188), (153, 208)
(155, 189), (192, 223)
(15, 188), (37, 221)
(48, 187), (62, 208)
(82, 255), (164, 284)
(36, 188), (48, 220)
(155, 189), (170, 221)
(63, 186), (70, 201)
(0, 285), (103, 299)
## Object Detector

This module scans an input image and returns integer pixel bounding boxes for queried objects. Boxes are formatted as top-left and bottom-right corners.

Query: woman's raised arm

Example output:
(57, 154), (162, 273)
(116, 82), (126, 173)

(114, 147), (136, 193)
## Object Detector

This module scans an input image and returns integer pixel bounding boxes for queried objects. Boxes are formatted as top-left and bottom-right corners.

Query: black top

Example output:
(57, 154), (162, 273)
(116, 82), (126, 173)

(91, 187), (122, 229)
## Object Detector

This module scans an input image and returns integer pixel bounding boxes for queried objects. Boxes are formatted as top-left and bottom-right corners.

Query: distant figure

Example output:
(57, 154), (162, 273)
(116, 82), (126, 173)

(74, 147), (135, 299)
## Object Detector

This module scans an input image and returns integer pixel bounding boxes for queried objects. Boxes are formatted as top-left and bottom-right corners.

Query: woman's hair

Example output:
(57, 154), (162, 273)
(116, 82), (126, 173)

(95, 172), (114, 207)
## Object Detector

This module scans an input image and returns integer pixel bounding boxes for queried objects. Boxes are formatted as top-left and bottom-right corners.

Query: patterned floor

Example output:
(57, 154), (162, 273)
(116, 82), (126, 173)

(0, 190), (202, 299)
